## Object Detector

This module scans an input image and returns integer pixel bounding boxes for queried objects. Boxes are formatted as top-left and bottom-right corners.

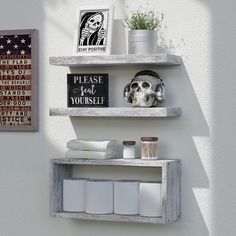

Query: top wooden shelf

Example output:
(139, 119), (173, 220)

(49, 54), (181, 67)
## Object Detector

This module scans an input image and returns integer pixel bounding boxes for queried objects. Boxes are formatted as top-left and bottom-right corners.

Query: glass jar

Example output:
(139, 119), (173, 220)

(141, 137), (158, 159)
(123, 141), (136, 159)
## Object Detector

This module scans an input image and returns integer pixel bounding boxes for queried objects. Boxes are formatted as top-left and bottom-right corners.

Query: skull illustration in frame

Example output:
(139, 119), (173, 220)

(79, 11), (107, 46)
(86, 13), (104, 33)
(74, 5), (114, 55)
(123, 70), (166, 107)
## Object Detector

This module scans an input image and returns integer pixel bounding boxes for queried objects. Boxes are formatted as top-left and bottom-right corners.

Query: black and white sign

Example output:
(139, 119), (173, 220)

(73, 6), (114, 55)
(67, 74), (108, 107)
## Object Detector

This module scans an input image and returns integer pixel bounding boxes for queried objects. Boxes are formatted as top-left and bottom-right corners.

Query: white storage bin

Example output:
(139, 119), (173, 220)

(85, 180), (113, 214)
(139, 182), (162, 217)
(63, 179), (85, 212)
(114, 180), (139, 215)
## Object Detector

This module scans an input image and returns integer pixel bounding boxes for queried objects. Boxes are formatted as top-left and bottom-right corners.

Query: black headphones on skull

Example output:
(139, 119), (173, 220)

(123, 70), (166, 103)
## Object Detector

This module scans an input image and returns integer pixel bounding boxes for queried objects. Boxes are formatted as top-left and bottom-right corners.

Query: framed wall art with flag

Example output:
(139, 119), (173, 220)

(0, 29), (38, 131)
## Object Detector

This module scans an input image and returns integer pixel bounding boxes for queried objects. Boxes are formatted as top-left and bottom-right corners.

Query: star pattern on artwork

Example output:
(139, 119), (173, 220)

(0, 34), (31, 55)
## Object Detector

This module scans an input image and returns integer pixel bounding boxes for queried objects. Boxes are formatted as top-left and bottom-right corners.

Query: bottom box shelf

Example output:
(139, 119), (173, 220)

(50, 158), (181, 224)
(53, 212), (166, 224)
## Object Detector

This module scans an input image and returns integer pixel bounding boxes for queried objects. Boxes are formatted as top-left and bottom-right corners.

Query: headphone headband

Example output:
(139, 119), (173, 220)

(134, 70), (160, 80)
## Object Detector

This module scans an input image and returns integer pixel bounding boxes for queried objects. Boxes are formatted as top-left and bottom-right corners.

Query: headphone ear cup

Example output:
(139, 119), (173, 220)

(156, 83), (166, 103)
(123, 83), (133, 103)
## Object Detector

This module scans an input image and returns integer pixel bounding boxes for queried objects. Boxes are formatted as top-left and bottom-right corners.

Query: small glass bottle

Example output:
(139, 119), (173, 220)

(141, 137), (158, 160)
(123, 141), (136, 159)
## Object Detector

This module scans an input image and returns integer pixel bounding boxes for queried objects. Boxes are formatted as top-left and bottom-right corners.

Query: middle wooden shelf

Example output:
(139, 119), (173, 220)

(49, 107), (181, 117)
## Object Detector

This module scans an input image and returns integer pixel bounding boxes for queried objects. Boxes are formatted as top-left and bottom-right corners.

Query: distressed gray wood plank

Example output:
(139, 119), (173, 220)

(50, 161), (73, 216)
(161, 160), (181, 223)
(52, 212), (165, 224)
(51, 158), (176, 167)
(49, 107), (181, 117)
(49, 54), (181, 67)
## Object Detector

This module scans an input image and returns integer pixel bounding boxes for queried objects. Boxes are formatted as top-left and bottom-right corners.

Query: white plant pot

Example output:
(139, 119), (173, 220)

(128, 30), (157, 54)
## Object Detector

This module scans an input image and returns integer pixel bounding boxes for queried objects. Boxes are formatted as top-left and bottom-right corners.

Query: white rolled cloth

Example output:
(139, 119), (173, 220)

(67, 139), (117, 152)
(65, 150), (116, 159)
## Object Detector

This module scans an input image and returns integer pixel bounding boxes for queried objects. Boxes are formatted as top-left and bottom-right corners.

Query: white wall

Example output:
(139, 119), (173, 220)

(0, 0), (236, 235)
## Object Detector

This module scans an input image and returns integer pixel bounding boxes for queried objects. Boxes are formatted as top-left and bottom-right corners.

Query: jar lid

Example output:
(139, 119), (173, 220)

(141, 137), (158, 141)
(123, 141), (136, 145)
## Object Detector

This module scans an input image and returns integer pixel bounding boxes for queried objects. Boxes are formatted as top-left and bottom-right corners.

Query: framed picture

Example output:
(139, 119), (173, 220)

(73, 5), (114, 55)
(0, 29), (38, 131)
(67, 73), (108, 107)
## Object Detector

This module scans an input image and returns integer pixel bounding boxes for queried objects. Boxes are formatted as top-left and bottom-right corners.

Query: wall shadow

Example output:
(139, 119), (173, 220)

(197, 0), (236, 235)
(112, 19), (127, 54)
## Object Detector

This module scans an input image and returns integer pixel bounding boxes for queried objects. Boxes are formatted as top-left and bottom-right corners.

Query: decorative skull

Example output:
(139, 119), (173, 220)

(86, 13), (103, 33)
(123, 70), (166, 107)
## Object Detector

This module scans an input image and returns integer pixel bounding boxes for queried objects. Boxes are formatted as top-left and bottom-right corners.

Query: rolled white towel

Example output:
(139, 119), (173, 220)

(65, 150), (116, 159)
(67, 139), (117, 152)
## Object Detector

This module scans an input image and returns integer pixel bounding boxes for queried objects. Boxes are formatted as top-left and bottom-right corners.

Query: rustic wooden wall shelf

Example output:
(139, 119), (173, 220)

(49, 107), (181, 118)
(49, 53), (181, 67)
(50, 158), (181, 224)
(49, 53), (182, 224)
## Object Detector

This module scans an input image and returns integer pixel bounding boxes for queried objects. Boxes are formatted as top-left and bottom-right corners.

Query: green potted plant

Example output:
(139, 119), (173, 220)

(124, 10), (163, 54)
